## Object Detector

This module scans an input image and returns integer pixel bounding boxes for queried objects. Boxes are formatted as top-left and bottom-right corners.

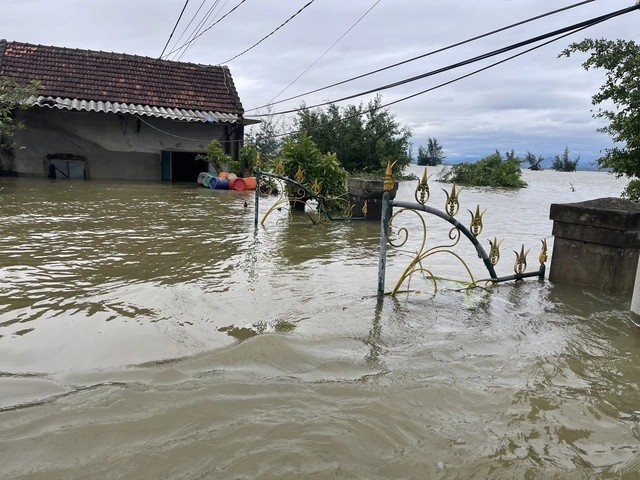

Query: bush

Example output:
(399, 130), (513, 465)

(276, 133), (349, 213)
(443, 151), (527, 188)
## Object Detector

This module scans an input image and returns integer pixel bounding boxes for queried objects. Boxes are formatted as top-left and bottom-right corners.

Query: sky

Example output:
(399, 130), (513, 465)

(2, 0), (639, 165)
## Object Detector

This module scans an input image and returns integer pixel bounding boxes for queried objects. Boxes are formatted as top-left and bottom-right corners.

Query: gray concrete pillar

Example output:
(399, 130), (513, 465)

(549, 197), (640, 295)
(347, 178), (398, 221)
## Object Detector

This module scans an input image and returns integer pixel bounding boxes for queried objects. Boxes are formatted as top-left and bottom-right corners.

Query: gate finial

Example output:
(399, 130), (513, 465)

(384, 159), (396, 191)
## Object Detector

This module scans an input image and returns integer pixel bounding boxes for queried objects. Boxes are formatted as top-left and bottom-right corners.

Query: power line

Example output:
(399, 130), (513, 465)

(159, 0), (191, 58)
(245, 0), (595, 113)
(163, 0), (208, 60)
(252, 4), (640, 118)
(267, 22), (605, 141)
(165, 0), (249, 60)
(266, 0), (382, 105)
(133, 6), (631, 146)
(175, 0), (226, 61)
(218, 0), (317, 64)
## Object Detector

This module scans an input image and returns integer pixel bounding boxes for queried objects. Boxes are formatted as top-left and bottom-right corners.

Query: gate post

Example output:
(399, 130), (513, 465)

(377, 191), (391, 299)
(549, 197), (640, 295)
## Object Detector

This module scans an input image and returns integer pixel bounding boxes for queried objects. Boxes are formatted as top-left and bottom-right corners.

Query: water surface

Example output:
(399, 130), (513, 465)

(0, 168), (638, 479)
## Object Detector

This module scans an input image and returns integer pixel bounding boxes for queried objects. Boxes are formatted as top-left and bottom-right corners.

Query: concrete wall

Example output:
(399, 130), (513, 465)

(549, 197), (640, 294)
(0, 108), (238, 181)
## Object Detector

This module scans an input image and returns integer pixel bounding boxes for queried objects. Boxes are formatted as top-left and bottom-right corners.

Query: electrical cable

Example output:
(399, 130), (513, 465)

(267, 22), (602, 140)
(165, 0), (250, 60)
(252, 4), (640, 118)
(266, 0), (382, 105)
(245, 0), (595, 113)
(218, 0), (317, 64)
(162, 0), (209, 60)
(176, 0), (230, 61)
(172, 0), (223, 61)
(159, 0), (191, 59)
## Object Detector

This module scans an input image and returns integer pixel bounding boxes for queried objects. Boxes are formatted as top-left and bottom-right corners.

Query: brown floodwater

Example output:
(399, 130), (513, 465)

(0, 167), (638, 479)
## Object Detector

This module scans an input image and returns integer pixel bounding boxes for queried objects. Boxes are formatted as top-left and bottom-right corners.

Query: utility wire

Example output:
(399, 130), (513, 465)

(252, 4), (639, 118)
(245, 0), (595, 113)
(132, 9), (622, 146)
(159, 0), (191, 58)
(266, 0), (382, 105)
(163, 0), (208, 60)
(218, 0), (317, 64)
(267, 22), (605, 140)
(175, 0), (227, 61)
(165, 0), (249, 59)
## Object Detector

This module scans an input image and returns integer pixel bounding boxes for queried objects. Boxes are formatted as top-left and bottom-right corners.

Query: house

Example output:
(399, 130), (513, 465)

(0, 39), (257, 181)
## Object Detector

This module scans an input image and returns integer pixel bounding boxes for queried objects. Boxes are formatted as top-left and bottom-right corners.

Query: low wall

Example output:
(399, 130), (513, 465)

(549, 197), (640, 294)
(348, 178), (398, 221)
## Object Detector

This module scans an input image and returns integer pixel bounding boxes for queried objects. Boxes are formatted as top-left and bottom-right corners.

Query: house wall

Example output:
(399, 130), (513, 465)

(1, 108), (237, 180)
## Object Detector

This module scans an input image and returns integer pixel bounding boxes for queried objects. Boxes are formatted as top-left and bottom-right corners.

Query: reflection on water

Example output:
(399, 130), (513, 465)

(0, 170), (639, 479)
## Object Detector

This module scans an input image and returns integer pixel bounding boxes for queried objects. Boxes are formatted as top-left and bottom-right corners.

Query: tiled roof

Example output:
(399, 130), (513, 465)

(0, 40), (248, 123)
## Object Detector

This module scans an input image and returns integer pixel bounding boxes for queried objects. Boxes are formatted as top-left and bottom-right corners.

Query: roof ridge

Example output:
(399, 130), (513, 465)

(3, 39), (228, 70)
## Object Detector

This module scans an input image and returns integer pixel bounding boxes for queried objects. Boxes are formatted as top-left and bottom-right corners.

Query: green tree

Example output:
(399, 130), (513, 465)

(196, 139), (232, 172)
(0, 77), (40, 147)
(551, 146), (579, 172)
(524, 151), (544, 171)
(278, 133), (349, 213)
(443, 150), (527, 188)
(295, 94), (412, 175)
(417, 137), (445, 166)
(560, 38), (640, 199)
(244, 106), (282, 162)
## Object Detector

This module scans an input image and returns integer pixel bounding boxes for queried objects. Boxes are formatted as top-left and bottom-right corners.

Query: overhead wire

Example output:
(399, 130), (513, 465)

(162, 0), (209, 60)
(171, 0), (224, 61)
(175, 0), (227, 61)
(218, 0), (317, 64)
(245, 0), (596, 113)
(251, 4), (640, 118)
(266, 0), (382, 105)
(166, 0), (250, 60)
(159, 0), (191, 59)
(134, 3), (638, 144)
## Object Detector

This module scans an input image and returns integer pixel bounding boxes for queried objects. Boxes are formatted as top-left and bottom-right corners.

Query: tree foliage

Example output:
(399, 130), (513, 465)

(524, 151), (544, 170)
(295, 95), (412, 175)
(560, 38), (640, 199)
(0, 77), (40, 147)
(551, 146), (579, 172)
(196, 139), (232, 172)
(443, 150), (527, 188)
(244, 106), (282, 163)
(417, 137), (445, 166)
(277, 133), (348, 213)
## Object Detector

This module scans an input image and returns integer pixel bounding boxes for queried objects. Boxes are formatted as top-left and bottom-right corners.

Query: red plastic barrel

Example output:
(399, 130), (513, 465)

(228, 178), (246, 191)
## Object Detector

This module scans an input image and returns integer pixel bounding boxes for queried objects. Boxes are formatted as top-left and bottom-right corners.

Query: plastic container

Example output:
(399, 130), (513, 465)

(228, 178), (246, 191)
(196, 172), (210, 184)
(242, 177), (257, 190)
(218, 171), (228, 179)
(202, 174), (215, 188)
(208, 177), (230, 189)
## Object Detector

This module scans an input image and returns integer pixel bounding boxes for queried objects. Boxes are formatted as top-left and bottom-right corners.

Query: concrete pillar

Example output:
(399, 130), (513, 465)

(549, 197), (640, 295)
(347, 178), (398, 221)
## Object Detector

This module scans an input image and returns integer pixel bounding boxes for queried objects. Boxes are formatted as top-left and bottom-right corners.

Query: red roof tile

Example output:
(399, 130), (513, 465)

(0, 40), (245, 116)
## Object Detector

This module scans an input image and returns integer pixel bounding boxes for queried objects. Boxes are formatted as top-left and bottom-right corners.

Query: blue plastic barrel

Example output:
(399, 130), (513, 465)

(208, 177), (230, 189)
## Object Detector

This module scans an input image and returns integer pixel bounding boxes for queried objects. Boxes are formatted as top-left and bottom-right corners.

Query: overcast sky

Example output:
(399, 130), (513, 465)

(2, 0), (639, 164)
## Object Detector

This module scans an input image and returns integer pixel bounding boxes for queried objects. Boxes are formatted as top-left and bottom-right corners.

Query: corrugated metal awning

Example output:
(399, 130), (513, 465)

(30, 96), (259, 124)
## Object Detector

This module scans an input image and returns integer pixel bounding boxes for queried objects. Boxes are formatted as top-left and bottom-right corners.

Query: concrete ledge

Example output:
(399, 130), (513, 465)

(347, 177), (398, 221)
(549, 197), (640, 294)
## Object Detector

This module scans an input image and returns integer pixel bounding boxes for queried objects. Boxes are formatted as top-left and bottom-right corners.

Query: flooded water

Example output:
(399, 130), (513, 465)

(1, 167), (638, 479)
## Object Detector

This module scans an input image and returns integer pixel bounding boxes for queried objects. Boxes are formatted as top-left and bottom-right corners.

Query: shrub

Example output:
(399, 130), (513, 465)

(443, 151), (527, 188)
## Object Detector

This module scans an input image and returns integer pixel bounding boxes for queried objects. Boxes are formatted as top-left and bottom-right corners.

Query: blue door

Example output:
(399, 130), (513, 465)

(161, 151), (171, 181)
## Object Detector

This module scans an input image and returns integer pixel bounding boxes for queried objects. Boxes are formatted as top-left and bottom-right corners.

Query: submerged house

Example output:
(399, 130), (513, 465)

(0, 39), (256, 181)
